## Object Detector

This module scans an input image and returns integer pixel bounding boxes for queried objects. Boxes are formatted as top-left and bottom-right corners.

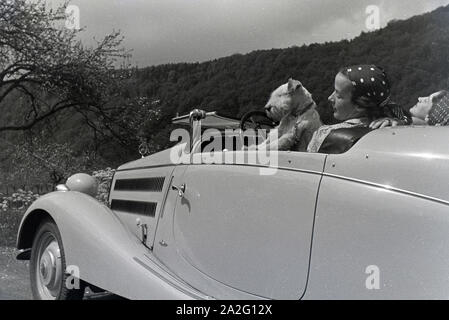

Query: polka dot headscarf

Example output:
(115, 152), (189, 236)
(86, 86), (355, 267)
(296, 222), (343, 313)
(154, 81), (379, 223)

(341, 64), (391, 108)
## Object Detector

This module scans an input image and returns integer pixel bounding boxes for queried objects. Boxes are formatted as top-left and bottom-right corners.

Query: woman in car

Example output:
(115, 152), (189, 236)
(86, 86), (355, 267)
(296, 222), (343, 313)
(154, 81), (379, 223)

(410, 90), (449, 125)
(307, 64), (411, 153)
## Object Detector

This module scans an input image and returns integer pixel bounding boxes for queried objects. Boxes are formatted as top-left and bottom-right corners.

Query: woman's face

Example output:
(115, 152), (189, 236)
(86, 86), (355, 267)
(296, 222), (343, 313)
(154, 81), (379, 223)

(409, 92), (440, 120)
(328, 72), (361, 121)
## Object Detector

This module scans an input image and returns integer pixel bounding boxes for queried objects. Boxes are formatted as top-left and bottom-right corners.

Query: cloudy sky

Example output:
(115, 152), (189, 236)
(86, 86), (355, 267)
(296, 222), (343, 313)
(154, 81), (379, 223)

(53, 0), (449, 67)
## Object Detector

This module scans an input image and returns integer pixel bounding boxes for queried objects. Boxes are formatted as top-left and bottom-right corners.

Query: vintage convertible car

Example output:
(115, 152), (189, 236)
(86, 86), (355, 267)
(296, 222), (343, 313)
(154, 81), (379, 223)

(15, 109), (449, 300)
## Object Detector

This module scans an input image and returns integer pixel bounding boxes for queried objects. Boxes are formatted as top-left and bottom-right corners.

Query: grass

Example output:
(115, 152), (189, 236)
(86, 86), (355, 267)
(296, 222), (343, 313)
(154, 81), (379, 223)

(0, 209), (26, 247)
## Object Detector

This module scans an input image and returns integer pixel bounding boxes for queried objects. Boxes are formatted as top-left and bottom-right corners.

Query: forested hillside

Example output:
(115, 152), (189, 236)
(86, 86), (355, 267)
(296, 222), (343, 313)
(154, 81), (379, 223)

(123, 4), (449, 151)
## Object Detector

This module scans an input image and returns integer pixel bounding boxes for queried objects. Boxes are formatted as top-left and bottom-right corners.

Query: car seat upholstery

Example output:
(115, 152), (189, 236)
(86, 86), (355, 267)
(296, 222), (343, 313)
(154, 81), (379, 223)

(318, 126), (372, 154)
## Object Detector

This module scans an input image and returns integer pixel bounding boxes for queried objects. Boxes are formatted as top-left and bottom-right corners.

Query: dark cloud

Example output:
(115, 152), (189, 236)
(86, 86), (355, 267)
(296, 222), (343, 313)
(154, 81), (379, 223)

(58, 0), (449, 66)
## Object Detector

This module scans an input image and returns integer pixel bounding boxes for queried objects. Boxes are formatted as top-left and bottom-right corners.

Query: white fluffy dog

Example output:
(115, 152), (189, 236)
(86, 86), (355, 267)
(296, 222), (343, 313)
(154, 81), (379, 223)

(253, 78), (322, 151)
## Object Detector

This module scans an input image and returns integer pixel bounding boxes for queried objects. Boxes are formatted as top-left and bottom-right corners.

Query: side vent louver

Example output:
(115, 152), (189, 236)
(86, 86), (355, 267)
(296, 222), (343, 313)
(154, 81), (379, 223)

(111, 200), (157, 217)
(114, 177), (165, 192)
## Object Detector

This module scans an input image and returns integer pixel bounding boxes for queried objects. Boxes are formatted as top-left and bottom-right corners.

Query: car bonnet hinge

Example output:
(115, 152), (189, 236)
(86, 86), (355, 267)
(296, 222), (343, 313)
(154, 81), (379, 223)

(136, 219), (148, 243)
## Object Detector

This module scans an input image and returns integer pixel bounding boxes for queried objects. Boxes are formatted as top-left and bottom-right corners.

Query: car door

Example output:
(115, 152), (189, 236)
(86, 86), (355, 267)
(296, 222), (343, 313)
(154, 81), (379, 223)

(154, 151), (326, 299)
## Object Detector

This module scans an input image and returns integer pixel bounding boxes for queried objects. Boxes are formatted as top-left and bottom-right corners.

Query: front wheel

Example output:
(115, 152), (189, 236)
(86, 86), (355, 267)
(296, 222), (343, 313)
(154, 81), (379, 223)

(30, 219), (85, 300)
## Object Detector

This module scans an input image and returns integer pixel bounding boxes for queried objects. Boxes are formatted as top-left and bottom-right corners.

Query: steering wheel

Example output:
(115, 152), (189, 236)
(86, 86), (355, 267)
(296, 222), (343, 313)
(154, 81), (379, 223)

(240, 110), (278, 131)
(239, 111), (278, 147)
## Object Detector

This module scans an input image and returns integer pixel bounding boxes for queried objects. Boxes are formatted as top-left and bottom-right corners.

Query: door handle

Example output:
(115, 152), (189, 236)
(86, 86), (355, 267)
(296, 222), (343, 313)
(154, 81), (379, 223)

(159, 240), (168, 247)
(171, 183), (186, 197)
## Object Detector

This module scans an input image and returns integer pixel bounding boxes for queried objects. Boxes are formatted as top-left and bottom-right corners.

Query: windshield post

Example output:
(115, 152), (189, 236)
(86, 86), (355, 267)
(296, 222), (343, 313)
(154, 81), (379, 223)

(189, 109), (207, 153)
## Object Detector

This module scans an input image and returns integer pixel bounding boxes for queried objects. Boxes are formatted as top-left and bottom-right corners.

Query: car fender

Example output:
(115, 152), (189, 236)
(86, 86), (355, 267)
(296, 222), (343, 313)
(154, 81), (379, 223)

(17, 191), (202, 299)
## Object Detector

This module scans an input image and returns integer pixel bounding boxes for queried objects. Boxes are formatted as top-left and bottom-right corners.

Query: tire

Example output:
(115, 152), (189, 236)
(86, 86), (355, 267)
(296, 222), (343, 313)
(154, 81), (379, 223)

(29, 219), (85, 300)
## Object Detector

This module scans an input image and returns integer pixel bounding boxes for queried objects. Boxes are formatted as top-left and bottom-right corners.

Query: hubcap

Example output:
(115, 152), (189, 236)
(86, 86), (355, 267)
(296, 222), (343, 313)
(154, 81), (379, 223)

(35, 234), (62, 300)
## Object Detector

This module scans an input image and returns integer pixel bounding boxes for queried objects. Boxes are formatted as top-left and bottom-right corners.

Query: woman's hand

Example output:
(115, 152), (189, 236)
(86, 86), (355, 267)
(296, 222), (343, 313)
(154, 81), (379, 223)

(369, 117), (402, 129)
(412, 116), (427, 125)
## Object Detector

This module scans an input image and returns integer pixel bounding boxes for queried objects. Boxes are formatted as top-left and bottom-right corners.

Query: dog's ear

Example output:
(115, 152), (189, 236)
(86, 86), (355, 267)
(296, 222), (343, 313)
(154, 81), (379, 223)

(288, 78), (302, 93)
